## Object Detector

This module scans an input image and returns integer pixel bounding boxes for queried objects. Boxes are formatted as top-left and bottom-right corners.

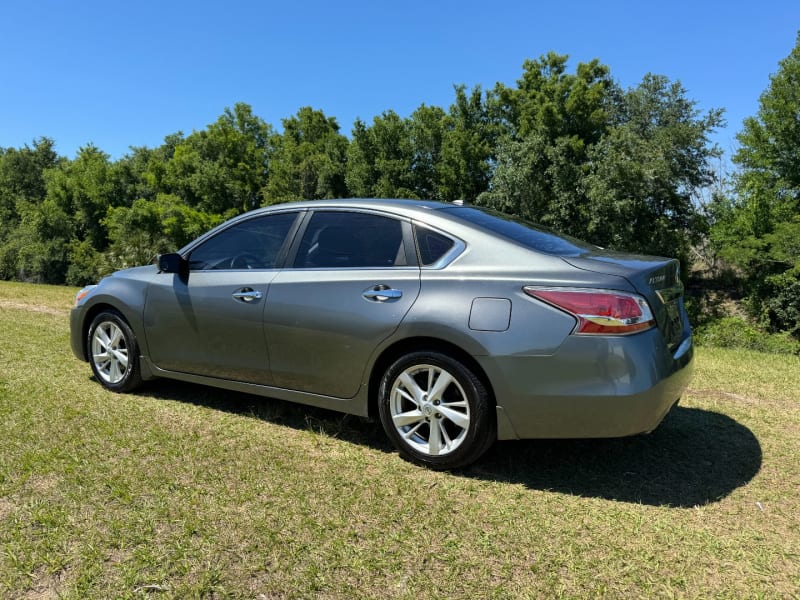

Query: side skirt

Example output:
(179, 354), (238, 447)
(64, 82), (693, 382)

(139, 356), (371, 417)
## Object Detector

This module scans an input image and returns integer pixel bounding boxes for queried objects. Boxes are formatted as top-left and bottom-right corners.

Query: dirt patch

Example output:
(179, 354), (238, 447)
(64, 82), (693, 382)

(0, 299), (69, 317)
(0, 497), (14, 521)
(21, 568), (70, 600)
(24, 474), (61, 495)
(687, 388), (758, 404)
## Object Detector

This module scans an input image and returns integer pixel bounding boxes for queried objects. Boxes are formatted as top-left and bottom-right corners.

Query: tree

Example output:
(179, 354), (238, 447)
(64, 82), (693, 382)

(263, 107), (348, 203)
(165, 103), (273, 214)
(478, 53), (614, 236)
(44, 145), (120, 249)
(479, 54), (722, 271)
(734, 33), (800, 237)
(104, 194), (222, 270)
(711, 31), (800, 335)
(0, 138), (65, 282)
(407, 104), (446, 200)
(438, 86), (495, 201)
(345, 110), (418, 198)
(584, 75), (723, 264)
(1, 197), (73, 283)
(0, 138), (60, 239)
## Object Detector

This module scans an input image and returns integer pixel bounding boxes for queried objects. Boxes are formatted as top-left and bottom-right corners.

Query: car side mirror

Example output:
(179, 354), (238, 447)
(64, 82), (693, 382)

(157, 253), (188, 276)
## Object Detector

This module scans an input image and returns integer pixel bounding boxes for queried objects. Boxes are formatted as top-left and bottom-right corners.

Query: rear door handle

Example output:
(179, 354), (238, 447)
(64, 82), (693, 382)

(362, 285), (402, 302)
(232, 288), (263, 303)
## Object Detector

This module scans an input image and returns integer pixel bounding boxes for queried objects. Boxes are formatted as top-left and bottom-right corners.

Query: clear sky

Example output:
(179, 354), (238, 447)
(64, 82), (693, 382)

(1, 1), (797, 162)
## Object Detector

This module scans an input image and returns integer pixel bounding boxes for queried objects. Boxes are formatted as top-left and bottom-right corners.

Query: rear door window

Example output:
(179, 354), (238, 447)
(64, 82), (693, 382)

(293, 212), (407, 268)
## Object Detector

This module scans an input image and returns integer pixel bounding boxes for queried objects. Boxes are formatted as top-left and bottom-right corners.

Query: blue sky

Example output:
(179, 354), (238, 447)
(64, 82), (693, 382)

(1, 1), (797, 162)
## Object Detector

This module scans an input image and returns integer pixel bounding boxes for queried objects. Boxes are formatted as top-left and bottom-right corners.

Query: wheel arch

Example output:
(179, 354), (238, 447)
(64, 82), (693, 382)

(80, 302), (139, 360)
(83, 303), (146, 391)
(367, 336), (496, 421)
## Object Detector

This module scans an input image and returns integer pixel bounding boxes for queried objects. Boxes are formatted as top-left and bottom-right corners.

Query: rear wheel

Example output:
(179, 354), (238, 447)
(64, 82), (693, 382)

(378, 351), (495, 470)
(87, 311), (142, 393)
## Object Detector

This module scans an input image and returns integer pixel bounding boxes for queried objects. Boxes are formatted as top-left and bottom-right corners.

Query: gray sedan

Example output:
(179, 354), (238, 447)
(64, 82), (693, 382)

(70, 199), (693, 469)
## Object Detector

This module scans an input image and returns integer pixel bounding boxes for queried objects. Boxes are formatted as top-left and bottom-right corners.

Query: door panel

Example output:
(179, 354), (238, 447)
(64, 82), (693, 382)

(144, 271), (277, 384)
(142, 211), (299, 384)
(264, 268), (420, 398)
(264, 209), (420, 398)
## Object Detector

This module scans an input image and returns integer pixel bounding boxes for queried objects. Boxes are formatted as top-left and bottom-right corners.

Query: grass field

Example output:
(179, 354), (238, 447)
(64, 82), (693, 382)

(0, 281), (798, 598)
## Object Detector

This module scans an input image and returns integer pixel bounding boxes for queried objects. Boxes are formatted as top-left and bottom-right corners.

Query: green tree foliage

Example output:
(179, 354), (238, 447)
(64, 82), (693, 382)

(264, 107), (348, 203)
(41, 145), (141, 284)
(478, 53), (615, 232)
(438, 86), (495, 201)
(584, 75), (723, 262)
(105, 194), (222, 270)
(0, 138), (60, 232)
(711, 32), (800, 335)
(0, 138), (61, 276)
(733, 35), (800, 237)
(115, 145), (171, 205)
(407, 104), (446, 200)
(45, 145), (121, 249)
(346, 110), (418, 198)
(99, 104), (273, 276)
(165, 103), (273, 214)
(345, 92), (494, 202)
(2, 197), (73, 283)
(479, 53), (722, 269)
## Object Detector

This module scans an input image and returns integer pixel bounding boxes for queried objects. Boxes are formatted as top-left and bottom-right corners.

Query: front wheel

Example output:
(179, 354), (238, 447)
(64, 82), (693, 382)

(87, 311), (143, 393)
(378, 351), (495, 470)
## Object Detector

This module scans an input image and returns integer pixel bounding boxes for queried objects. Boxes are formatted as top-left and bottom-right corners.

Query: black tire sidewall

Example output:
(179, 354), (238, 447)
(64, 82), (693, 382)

(87, 311), (142, 393)
(378, 351), (494, 470)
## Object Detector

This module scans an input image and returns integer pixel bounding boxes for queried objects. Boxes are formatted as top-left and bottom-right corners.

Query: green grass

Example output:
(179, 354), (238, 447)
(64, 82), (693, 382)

(1, 281), (798, 598)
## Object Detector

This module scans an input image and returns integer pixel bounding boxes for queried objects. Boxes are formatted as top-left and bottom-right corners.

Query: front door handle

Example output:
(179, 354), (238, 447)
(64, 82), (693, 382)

(362, 285), (402, 302)
(232, 288), (263, 303)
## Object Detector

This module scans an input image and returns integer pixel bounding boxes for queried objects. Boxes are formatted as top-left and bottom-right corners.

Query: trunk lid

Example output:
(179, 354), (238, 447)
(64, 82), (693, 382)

(561, 251), (687, 351)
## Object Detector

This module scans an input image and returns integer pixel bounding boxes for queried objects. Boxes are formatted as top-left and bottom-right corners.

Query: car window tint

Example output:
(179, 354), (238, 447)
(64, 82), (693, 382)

(415, 226), (455, 266)
(189, 212), (297, 270)
(294, 212), (406, 268)
(445, 206), (597, 257)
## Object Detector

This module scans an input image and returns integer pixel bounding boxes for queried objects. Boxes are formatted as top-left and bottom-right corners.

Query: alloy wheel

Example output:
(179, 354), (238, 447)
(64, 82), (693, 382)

(91, 320), (129, 384)
(388, 363), (471, 456)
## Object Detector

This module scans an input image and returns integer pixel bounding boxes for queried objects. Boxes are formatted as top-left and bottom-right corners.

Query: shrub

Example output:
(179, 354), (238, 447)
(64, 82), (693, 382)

(694, 316), (800, 355)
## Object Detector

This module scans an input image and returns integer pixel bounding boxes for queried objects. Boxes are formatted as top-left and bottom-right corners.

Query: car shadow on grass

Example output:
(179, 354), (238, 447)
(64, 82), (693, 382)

(136, 379), (396, 452)
(137, 380), (761, 508)
(468, 407), (762, 507)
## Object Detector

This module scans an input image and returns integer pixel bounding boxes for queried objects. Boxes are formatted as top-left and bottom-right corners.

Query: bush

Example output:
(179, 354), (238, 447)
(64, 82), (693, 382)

(694, 316), (800, 355)
(66, 239), (108, 286)
(750, 270), (800, 337)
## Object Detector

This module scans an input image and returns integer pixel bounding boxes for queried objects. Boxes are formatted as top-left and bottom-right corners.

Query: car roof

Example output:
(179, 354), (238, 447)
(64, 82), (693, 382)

(263, 198), (457, 216)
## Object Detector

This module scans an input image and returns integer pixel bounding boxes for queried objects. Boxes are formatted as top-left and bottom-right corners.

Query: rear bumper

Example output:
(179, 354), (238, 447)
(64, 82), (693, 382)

(481, 328), (694, 440)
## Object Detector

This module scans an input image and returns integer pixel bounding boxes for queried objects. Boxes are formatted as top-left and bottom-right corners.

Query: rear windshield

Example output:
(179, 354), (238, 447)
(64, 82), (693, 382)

(444, 206), (596, 257)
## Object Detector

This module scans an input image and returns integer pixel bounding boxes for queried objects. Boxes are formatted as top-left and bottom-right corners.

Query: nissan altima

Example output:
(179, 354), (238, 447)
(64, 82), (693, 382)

(70, 199), (693, 469)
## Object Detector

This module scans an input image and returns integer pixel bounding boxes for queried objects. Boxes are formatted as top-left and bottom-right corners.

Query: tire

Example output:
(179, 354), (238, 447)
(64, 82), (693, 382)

(378, 351), (495, 470)
(87, 310), (143, 393)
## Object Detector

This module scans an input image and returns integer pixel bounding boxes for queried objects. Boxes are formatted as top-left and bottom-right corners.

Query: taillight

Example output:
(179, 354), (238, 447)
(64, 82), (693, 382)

(524, 288), (655, 335)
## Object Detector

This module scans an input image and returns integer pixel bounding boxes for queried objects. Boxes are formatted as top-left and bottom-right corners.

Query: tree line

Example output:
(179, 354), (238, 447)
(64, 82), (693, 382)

(1, 38), (799, 340)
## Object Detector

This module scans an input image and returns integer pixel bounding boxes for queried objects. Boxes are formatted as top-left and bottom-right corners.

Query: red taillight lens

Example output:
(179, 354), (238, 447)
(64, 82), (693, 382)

(524, 288), (655, 335)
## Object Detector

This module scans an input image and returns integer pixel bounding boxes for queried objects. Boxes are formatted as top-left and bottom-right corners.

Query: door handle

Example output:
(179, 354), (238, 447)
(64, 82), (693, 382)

(362, 285), (402, 302)
(232, 288), (263, 303)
